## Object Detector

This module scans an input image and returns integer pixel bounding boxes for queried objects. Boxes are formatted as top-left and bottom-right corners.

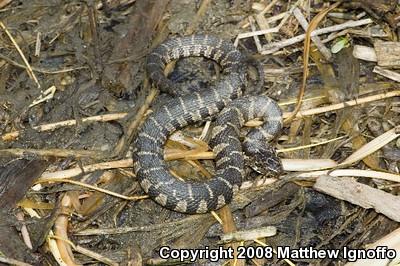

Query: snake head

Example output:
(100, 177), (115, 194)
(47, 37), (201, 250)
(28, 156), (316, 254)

(243, 140), (283, 177)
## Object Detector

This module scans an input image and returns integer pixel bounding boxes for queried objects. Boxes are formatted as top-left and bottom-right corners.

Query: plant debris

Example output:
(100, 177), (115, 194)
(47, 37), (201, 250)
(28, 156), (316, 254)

(0, 0), (399, 265)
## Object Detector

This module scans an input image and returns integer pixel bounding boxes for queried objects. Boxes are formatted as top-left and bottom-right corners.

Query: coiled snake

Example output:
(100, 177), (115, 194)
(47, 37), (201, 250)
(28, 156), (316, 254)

(133, 35), (282, 214)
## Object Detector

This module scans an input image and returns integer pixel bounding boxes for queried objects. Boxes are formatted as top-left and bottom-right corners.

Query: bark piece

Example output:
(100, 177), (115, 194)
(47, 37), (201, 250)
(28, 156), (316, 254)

(314, 175), (400, 222)
(375, 41), (400, 67)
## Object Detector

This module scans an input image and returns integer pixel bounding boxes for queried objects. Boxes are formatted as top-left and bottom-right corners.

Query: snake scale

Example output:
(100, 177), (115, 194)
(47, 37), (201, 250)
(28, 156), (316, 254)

(133, 35), (283, 214)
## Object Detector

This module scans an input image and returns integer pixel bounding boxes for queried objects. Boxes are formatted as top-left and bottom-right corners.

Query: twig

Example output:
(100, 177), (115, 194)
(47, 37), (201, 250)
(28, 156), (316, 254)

(314, 175), (400, 222)
(276, 0), (301, 29)
(0, 21), (40, 88)
(277, 135), (347, 152)
(0, 256), (32, 266)
(292, 7), (332, 60)
(261, 18), (373, 54)
(46, 231), (67, 266)
(0, 53), (87, 74)
(111, 88), (158, 157)
(0, 148), (102, 158)
(235, 27), (279, 45)
(39, 159), (132, 180)
(235, 0), (302, 45)
(255, 0), (280, 42)
(0, 0), (12, 9)
(282, 159), (338, 171)
(16, 212), (33, 250)
(259, 0), (280, 16)
(284, 1), (342, 124)
(34, 31), (41, 57)
(241, 11), (287, 29)
(36, 179), (148, 201)
(73, 244), (119, 266)
(248, 16), (263, 52)
(54, 194), (79, 266)
(283, 90), (400, 119)
(1, 113), (127, 141)
(373, 66), (400, 82)
(340, 126), (400, 166)
(298, 169), (400, 183)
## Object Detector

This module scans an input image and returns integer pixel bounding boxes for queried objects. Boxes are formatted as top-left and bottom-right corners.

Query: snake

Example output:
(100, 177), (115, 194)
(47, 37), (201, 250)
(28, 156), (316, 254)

(133, 35), (283, 214)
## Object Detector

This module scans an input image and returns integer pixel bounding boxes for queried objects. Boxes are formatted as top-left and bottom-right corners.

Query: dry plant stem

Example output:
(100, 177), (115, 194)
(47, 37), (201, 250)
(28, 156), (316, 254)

(298, 169), (400, 183)
(75, 215), (207, 236)
(1, 113), (127, 141)
(340, 125), (400, 166)
(0, 21), (40, 88)
(36, 178), (148, 201)
(283, 90), (400, 119)
(261, 18), (372, 54)
(373, 66), (400, 82)
(0, 148), (102, 158)
(277, 135), (346, 152)
(38, 156), (398, 185)
(210, 211), (223, 225)
(52, 234), (119, 266)
(234, 0), (302, 44)
(4, 88), (392, 142)
(52, 218), (119, 266)
(0, 53), (87, 73)
(292, 7), (332, 60)
(284, 1), (342, 124)
(46, 231), (67, 266)
(249, 16), (263, 52)
(39, 159), (132, 180)
(240, 178), (277, 190)
(0, 0), (12, 9)
(16, 212), (33, 250)
(165, 150), (214, 161)
(254, 0), (280, 42)
(235, 27), (279, 44)
(218, 206), (245, 266)
(275, 0), (301, 29)
(166, 140), (212, 178)
(259, 0), (280, 16)
(72, 245), (118, 266)
(282, 158), (338, 171)
(54, 194), (79, 266)
(112, 88), (158, 157)
(34, 32), (41, 57)
(0, 256), (32, 266)
(242, 10), (286, 29)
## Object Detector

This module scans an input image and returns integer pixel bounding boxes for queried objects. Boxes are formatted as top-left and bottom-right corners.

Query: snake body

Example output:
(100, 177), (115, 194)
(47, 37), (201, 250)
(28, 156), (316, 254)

(133, 35), (282, 214)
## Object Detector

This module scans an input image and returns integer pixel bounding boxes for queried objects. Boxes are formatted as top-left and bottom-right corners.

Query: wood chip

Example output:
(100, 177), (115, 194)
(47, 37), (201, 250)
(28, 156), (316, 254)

(374, 41), (400, 67)
(352, 45), (377, 62)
